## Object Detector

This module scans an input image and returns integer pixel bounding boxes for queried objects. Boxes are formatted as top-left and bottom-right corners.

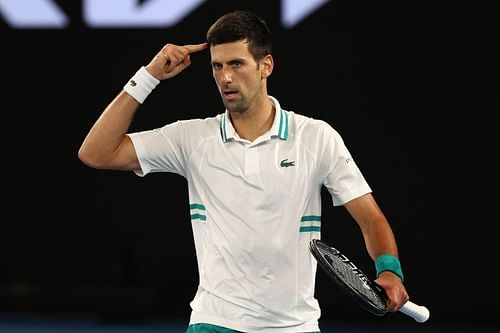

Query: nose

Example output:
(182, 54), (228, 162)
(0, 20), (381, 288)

(220, 66), (232, 84)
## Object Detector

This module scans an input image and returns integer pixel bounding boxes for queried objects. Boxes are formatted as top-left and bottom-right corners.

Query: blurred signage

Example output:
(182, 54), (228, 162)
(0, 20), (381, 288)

(0, 0), (329, 29)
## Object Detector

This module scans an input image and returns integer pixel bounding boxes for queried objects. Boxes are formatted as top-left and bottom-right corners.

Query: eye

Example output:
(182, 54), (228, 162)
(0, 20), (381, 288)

(231, 61), (242, 68)
(212, 63), (222, 70)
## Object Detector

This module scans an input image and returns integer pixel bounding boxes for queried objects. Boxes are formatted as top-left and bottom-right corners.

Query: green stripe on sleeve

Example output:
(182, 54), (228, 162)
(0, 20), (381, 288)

(191, 213), (206, 221)
(301, 215), (321, 221)
(190, 203), (206, 210)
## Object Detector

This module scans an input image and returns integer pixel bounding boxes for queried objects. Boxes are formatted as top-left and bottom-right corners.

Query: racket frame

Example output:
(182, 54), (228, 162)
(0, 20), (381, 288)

(309, 238), (388, 316)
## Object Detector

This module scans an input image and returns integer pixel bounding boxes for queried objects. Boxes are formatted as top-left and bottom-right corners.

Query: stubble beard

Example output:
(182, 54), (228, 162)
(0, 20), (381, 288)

(222, 96), (248, 114)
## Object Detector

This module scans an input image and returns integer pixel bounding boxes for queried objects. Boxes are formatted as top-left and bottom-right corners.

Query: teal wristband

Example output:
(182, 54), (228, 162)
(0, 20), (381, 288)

(375, 254), (404, 282)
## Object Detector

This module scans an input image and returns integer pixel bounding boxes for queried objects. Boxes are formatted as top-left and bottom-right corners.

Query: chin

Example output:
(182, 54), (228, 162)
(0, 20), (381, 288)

(222, 100), (239, 113)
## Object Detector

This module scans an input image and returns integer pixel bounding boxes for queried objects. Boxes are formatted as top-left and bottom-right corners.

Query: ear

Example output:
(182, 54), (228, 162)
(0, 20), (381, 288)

(261, 54), (274, 78)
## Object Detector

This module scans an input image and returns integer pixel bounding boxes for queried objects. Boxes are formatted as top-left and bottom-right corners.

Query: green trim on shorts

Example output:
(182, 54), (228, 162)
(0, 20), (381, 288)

(186, 323), (320, 333)
(186, 323), (237, 333)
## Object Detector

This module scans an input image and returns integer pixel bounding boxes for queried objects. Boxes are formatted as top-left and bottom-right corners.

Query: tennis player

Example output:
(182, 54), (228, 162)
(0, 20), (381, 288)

(79, 10), (409, 333)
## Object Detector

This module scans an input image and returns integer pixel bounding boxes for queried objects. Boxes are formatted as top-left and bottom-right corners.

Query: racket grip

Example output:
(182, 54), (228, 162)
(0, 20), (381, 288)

(399, 300), (430, 323)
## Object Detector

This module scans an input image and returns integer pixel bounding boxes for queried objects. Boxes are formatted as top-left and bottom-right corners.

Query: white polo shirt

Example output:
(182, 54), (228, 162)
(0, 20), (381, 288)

(128, 96), (371, 332)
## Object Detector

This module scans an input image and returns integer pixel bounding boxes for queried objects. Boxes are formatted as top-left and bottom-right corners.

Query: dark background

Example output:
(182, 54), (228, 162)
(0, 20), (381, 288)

(1, 0), (498, 331)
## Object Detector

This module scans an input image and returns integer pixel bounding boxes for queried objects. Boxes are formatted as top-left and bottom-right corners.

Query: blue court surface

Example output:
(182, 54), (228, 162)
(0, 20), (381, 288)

(0, 314), (498, 333)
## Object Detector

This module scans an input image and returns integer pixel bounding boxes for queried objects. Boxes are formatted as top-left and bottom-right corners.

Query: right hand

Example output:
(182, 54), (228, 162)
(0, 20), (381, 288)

(375, 271), (409, 312)
(145, 42), (208, 80)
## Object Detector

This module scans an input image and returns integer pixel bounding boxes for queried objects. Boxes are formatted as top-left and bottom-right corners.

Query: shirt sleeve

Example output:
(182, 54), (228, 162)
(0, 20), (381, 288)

(319, 121), (372, 206)
(127, 120), (188, 178)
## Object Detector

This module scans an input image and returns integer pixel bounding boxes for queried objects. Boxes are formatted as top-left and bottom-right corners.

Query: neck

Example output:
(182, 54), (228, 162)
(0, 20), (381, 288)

(230, 97), (275, 142)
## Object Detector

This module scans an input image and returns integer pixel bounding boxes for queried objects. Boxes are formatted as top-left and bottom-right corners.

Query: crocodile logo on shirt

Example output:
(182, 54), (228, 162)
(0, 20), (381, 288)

(280, 159), (295, 168)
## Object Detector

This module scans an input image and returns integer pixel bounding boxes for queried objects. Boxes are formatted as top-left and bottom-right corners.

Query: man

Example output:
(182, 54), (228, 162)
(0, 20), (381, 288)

(79, 10), (409, 333)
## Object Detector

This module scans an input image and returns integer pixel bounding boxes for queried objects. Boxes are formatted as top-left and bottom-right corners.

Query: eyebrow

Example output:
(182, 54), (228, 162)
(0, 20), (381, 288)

(211, 57), (247, 65)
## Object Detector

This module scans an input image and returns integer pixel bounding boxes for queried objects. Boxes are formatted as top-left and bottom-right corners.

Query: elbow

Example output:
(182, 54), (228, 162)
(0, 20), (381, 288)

(78, 145), (105, 169)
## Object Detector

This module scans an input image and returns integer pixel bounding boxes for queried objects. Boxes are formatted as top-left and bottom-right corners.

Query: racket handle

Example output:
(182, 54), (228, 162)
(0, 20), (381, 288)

(399, 300), (430, 323)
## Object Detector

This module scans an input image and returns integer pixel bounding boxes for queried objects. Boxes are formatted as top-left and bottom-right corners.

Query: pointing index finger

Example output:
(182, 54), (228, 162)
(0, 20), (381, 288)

(184, 42), (209, 54)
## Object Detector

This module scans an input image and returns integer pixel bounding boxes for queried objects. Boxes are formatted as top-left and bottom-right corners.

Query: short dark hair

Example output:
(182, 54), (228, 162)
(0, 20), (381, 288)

(206, 10), (272, 61)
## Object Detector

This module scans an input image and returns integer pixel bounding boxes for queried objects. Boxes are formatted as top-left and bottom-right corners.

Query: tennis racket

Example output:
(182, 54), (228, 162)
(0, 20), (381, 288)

(309, 239), (430, 323)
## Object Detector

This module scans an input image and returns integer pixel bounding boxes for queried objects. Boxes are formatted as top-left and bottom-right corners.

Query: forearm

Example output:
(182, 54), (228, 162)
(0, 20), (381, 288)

(345, 194), (399, 260)
(362, 216), (399, 261)
(345, 194), (409, 309)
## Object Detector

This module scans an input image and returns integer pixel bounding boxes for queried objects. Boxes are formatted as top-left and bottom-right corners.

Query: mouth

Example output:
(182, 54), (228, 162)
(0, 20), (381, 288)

(222, 89), (239, 100)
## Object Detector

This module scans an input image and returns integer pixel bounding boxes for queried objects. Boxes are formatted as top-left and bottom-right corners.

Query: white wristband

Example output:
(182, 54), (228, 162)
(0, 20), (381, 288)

(123, 66), (160, 104)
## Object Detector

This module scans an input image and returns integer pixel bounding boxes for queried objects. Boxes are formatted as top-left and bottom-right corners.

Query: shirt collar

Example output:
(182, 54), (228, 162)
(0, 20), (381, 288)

(220, 95), (289, 143)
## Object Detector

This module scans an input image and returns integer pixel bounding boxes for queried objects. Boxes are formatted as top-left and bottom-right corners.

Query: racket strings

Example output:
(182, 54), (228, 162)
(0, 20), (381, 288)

(318, 247), (386, 309)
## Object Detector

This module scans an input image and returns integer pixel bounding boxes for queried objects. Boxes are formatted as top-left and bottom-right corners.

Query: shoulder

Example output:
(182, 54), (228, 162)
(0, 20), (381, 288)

(175, 114), (222, 129)
(154, 114), (223, 146)
(287, 111), (342, 141)
(161, 114), (221, 135)
(270, 96), (343, 141)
